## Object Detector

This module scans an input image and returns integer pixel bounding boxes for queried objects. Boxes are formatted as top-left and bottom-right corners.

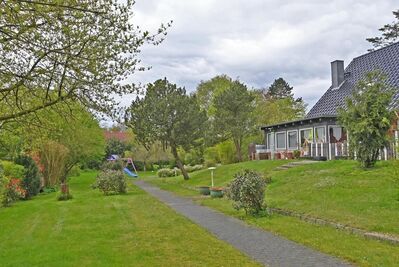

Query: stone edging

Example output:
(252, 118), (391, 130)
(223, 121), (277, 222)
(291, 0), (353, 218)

(268, 207), (399, 246)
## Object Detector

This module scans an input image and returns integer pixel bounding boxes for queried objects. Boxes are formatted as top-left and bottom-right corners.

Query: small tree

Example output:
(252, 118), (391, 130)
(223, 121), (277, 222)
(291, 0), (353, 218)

(213, 80), (255, 162)
(338, 71), (395, 168)
(127, 78), (207, 180)
(226, 170), (267, 215)
(40, 141), (69, 187)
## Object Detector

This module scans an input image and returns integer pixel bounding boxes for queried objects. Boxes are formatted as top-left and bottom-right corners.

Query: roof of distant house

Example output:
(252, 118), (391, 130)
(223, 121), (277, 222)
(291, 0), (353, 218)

(306, 42), (399, 118)
(103, 130), (130, 142)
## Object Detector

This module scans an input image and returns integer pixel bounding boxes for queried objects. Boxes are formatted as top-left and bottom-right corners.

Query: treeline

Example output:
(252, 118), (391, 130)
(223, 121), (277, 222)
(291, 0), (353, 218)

(126, 75), (307, 179)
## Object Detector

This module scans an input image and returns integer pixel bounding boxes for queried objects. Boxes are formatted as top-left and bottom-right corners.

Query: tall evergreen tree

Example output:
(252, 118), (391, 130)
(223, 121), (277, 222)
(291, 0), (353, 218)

(367, 10), (399, 51)
(264, 78), (295, 100)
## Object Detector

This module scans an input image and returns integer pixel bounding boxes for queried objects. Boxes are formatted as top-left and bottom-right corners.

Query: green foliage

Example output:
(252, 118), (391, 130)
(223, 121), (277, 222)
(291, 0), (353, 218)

(0, 161), (25, 179)
(184, 165), (204, 173)
(204, 147), (219, 167)
(157, 168), (182, 178)
(338, 71), (395, 168)
(216, 140), (236, 164)
(93, 170), (127, 195)
(264, 78), (295, 100)
(196, 75), (233, 117)
(127, 78), (207, 180)
(226, 170), (267, 215)
(101, 160), (124, 171)
(2, 178), (26, 207)
(40, 141), (69, 187)
(57, 192), (73, 201)
(213, 80), (255, 162)
(367, 10), (399, 50)
(14, 155), (41, 198)
(105, 138), (129, 158)
(0, 1), (170, 122)
(255, 95), (306, 126)
(293, 150), (301, 159)
(0, 164), (6, 206)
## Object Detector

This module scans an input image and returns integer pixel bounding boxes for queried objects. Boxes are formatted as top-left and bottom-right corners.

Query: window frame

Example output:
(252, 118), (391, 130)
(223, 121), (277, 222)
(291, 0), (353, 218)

(275, 131), (287, 150)
(314, 126), (327, 143)
(287, 130), (299, 150)
(299, 127), (314, 147)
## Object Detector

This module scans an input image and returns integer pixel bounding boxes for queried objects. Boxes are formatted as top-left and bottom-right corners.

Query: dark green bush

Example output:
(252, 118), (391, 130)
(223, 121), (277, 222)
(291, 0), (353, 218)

(14, 155), (41, 198)
(93, 170), (127, 195)
(226, 169), (267, 215)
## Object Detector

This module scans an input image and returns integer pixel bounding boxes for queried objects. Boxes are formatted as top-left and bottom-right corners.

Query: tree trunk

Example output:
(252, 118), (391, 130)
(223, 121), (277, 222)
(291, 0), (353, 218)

(171, 144), (189, 180)
(233, 138), (243, 162)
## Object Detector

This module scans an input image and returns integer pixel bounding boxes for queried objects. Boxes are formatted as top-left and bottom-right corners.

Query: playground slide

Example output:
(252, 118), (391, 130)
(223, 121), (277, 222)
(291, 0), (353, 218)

(123, 167), (138, 178)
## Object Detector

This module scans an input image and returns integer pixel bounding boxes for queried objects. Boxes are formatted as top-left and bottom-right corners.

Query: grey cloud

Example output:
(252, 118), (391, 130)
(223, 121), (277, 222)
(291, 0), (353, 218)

(129, 0), (398, 108)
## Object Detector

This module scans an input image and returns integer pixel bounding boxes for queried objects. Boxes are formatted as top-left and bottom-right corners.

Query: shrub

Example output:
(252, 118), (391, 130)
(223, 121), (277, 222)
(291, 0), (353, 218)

(226, 170), (267, 215)
(1, 161), (25, 179)
(93, 170), (127, 195)
(57, 192), (73, 201)
(100, 160), (123, 171)
(216, 140), (236, 164)
(40, 141), (69, 187)
(2, 178), (26, 207)
(157, 168), (182, 177)
(293, 150), (301, 159)
(14, 155), (41, 198)
(0, 164), (6, 206)
(204, 147), (219, 165)
(184, 165), (204, 173)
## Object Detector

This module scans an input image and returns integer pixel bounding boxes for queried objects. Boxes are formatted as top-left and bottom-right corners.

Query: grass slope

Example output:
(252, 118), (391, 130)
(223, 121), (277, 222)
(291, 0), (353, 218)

(0, 171), (259, 267)
(268, 160), (399, 235)
(146, 160), (399, 267)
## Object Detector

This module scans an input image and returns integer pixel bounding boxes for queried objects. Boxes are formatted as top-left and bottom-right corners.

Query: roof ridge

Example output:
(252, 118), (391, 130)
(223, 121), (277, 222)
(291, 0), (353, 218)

(353, 41), (399, 61)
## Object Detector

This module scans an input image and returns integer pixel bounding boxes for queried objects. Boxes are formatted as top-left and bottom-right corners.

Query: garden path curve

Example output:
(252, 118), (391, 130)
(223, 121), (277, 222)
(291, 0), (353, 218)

(134, 180), (352, 267)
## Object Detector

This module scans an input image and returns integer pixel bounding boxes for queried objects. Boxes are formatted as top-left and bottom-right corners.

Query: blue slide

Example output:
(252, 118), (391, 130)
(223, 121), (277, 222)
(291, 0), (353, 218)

(124, 167), (138, 178)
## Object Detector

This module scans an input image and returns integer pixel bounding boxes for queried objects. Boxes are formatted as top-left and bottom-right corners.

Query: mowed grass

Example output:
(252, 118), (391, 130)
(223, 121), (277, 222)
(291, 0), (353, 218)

(268, 160), (399, 235)
(146, 160), (399, 267)
(0, 171), (259, 267)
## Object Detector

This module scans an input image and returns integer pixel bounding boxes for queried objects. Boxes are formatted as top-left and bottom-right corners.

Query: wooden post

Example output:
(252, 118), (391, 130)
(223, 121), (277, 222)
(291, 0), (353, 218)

(384, 147), (388, 161)
(321, 143), (324, 157)
(315, 143), (318, 157)
(329, 143), (332, 160)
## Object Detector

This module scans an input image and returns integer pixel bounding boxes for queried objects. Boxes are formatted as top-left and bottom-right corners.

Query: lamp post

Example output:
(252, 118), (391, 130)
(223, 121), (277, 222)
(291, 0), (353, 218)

(208, 167), (216, 187)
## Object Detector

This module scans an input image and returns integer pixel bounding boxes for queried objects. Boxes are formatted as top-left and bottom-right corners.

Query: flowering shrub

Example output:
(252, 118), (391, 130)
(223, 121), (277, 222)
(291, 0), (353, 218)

(157, 168), (182, 177)
(93, 170), (127, 195)
(226, 170), (267, 215)
(2, 178), (26, 207)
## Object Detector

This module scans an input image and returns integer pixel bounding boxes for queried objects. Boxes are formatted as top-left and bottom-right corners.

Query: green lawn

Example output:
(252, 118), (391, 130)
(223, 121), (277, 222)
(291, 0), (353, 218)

(0, 171), (259, 267)
(146, 160), (399, 267)
(268, 160), (399, 235)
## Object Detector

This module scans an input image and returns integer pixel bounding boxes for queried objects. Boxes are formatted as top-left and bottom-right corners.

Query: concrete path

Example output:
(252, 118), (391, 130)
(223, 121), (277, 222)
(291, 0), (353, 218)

(134, 180), (352, 267)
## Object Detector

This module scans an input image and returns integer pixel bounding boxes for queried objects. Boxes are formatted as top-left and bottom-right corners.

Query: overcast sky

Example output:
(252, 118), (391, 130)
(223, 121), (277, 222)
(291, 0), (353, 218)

(129, 0), (398, 109)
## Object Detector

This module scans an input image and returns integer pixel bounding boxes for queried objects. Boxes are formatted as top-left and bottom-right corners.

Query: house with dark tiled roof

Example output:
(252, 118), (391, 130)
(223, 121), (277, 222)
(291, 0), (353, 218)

(255, 42), (399, 160)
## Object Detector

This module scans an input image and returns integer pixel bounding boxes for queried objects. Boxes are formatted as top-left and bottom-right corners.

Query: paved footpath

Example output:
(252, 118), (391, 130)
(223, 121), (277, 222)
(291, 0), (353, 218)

(134, 180), (352, 267)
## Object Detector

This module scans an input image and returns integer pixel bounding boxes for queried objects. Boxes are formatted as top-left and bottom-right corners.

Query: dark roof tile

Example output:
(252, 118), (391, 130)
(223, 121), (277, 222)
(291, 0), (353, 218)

(306, 42), (399, 118)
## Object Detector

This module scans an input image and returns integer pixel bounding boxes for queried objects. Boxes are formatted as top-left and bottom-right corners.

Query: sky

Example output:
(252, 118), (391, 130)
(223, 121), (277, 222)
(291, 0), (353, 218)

(128, 0), (398, 109)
